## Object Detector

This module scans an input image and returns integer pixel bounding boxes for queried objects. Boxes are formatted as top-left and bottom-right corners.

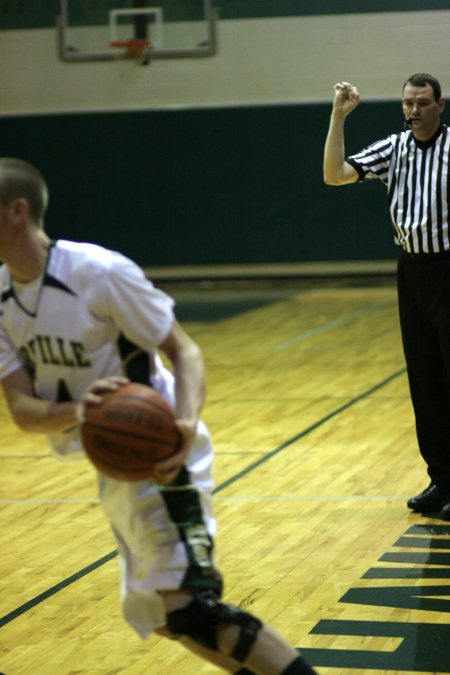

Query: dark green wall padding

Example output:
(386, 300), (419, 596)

(3, 0), (450, 30)
(0, 102), (402, 267)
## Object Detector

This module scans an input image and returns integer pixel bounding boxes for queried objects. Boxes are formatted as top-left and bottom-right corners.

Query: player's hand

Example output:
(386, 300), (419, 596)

(75, 376), (130, 423)
(332, 81), (360, 116)
(152, 419), (196, 485)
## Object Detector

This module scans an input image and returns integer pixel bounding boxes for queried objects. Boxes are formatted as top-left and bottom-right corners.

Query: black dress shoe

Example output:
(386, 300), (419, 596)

(440, 500), (450, 520)
(407, 483), (450, 512)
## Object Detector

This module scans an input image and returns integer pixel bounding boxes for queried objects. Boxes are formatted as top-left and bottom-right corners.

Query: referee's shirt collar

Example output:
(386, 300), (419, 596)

(412, 123), (445, 150)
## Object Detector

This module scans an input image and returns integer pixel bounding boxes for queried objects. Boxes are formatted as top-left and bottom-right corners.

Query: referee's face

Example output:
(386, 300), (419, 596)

(402, 83), (445, 141)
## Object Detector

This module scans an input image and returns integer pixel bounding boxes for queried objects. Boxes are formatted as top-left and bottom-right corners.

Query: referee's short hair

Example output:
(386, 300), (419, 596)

(403, 73), (442, 101)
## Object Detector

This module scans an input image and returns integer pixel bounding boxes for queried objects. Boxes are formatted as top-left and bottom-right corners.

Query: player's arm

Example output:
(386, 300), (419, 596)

(2, 367), (129, 433)
(153, 320), (206, 484)
(159, 319), (206, 423)
(1, 366), (78, 433)
(323, 81), (361, 186)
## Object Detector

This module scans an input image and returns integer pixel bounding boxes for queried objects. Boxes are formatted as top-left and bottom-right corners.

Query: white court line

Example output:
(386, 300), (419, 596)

(0, 495), (408, 504)
(0, 498), (99, 504)
(274, 299), (394, 350)
(213, 494), (408, 501)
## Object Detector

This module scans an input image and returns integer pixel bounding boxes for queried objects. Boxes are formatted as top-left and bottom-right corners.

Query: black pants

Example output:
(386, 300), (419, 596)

(397, 251), (450, 489)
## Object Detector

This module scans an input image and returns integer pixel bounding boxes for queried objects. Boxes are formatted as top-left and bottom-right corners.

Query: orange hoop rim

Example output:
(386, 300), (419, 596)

(110, 39), (150, 50)
(109, 38), (150, 59)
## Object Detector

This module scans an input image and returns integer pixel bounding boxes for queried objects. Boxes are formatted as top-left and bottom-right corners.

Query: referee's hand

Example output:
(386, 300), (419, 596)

(332, 81), (360, 116)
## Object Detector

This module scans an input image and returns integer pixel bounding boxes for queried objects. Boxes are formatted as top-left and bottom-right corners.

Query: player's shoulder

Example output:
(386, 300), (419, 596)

(50, 240), (138, 277)
(52, 239), (116, 264)
(47, 240), (144, 298)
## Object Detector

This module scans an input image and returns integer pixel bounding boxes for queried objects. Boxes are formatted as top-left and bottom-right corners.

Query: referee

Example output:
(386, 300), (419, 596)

(323, 73), (450, 519)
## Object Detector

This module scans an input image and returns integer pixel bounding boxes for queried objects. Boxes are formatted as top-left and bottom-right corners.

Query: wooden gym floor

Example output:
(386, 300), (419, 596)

(1, 275), (450, 675)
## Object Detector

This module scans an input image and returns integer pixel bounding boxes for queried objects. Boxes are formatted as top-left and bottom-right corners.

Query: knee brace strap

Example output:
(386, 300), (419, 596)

(281, 655), (319, 675)
(166, 590), (262, 662)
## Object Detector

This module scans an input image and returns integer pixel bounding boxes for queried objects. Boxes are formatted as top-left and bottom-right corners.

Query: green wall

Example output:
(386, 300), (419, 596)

(3, 0), (450, 29)
(0, 102), (401, 267)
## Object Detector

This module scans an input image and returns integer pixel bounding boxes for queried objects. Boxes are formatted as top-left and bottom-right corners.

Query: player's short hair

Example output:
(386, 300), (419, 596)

(403, 73), (442, 101)
(0, 157), (48, 225)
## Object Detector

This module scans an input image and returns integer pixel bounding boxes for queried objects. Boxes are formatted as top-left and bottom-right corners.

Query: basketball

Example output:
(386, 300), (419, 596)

(80, 382), (181, 481)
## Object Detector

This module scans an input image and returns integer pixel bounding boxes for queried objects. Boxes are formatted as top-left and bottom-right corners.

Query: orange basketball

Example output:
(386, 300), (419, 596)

(80, 383), (181, 481)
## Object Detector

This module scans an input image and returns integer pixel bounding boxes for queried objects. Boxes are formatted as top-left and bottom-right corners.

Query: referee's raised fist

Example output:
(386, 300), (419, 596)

(332, 81), (360, 114)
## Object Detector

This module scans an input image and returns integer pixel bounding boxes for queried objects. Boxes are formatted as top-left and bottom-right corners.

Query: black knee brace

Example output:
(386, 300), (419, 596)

(233, 654), (317, 675)
(166, 590), (262, 662)
(281, 655), (319, 675)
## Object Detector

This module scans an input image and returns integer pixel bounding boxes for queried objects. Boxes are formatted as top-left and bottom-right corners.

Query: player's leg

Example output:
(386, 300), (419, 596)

(156, 622), (246, 671)
(99, 409), (317, 673)
(193, 621), (316, 674)
(178, 630), (315, 675)
(228, 623), (316, 675)
(160, 588), (318, 674)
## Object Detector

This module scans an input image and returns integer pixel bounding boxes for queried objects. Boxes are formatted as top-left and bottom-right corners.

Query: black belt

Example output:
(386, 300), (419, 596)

(402, 249), (450, 259)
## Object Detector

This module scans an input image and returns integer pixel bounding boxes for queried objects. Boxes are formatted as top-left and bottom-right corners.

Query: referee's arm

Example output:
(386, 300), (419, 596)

(324, 81), (361, 186)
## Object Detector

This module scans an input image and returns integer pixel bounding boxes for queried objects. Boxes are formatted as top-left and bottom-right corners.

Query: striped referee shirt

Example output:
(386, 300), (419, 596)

(347, 124), (450, 254)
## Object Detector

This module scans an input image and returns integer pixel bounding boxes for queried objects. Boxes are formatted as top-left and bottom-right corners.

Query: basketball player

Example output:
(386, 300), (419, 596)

(0, 157), (317, 675)
(323, 74), (450, 519)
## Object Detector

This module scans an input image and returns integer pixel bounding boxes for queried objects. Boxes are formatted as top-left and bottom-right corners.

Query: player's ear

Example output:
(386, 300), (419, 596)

(8, 197), (26, 215)
(438, 97), (445, 113)
(9, 197), (30, 225)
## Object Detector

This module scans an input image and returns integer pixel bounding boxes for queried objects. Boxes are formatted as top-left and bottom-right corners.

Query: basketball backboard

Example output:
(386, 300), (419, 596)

(57, 0), (218, 63)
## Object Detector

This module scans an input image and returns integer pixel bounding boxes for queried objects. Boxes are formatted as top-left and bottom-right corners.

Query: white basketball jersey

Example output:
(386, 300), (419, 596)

(0, 240), (175, 458)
